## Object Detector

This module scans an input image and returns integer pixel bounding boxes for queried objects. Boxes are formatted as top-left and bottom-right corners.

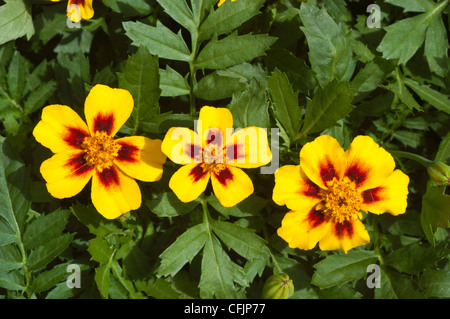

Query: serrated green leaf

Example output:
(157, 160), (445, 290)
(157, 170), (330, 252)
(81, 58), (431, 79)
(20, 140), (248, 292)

(420, 184), (450, 244)
(300, 80), (355, 136)
(191, 0), (217, 24)
(311, 250), (378, 288)
(0, 0), (34, 45)
(158, 223), (207, 277)
(88, 237), (114, 265)
(160, 65), (190, 97)
(27, 233), (74, 271)
(95, 264), (111, 299)
(207, 194), (267, 218)
(157, 0), (195, 32)
(385, 0), (437, 12)
(268, 69), (302, 141)
(198, 0), (265, 41)
(403, 77), (450, 114)
(0, 245), (22, 272)
(118, 46), (161, 134)
(419, 269), (450, 298)
(23, 209), (70, 250)
(194, 70), (246, 101)
(374, 266), (422, 299)
(377, 0), (448, 65)
(71, 202), (122, 237)
(424, 16), (448, 77)
(299, 2), (355, 87)
(31, 263), (78, 294)
(23, 80), (57, 116)
(228, 80), (269, 128)
(147, 191), (200, 218)
(199, 233), (247, 298)
(0, 270), (25, 291)
(123, 21), (191, 62)
(210, 219), (270, 262)
(103, 0), (151, 16)
(195, 32), (276, 70)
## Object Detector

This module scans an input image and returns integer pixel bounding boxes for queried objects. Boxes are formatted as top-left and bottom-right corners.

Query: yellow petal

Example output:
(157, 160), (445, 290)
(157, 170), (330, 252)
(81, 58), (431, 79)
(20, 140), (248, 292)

(277, 209), (330, 250)
(84, 84), (134, 137)
(33, 104), (90, 154)
(169, 163), (211, 203)
(40, 150), (93, 199)
(114, 136), (167, 182)
(272, 165), (321, 212)
(210, 165), (253, 207)
(197, 106), (233, 147)
(360, 169), (409, 216)
(67, 0), (94, 23)
(225, 127), (272, 169)
(161, 127), (202, 164)
(300, 135), (347, 189)
(318, 218), (370, 254)
(345, 135), (396, 191)
(91, 165), (142, 219)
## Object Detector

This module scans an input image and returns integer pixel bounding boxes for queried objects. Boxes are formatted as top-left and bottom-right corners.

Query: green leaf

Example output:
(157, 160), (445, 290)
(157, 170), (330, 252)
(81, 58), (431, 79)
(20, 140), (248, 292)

(31, 263), (75, 294)
(385, 0), (437, 13)
(384, 71), (423, 111)
(0, 0), (34, 45)
(300, 80), (355, 136)
(207, 194), (267, 218)
(157, 223), (207, 277)
(23, 209), (71, 251)
(374, 266), (422, 299)
(403, 77), (450, 114)
(199, 233), (247, 298)
(191, 0), (217, 24)
(194, 70), (246, 101)
(95, 264), (111, 299)
(118, 46), (161, 134)
(0, 245), (22, 272)
(198, 0), (265, 41)
(123, 21), (191, 62)
(377, 0), (448, 65)
(88, 237), (115, 265)
(424, 16), (448, 77)
(157, 0), (195, 33)
(419, 269), (450, 298)
(23, 80), (57, 116)
(160, 65), (190, 97)
(420, 184), (450, 244)
(147, 191), (200, 218)
(210, 219), (270, 262)
(311, 250), (378, 288)
(103, 0), (151, 16)
(195, 32), (276, 70)
(385, 242), (448, 275)
(27, 233), (74, 271)
(268, 69), (302, 141)
(71, 202), (122, 237)
(299, 2), (355, 87)
(228, 80), (269, 129)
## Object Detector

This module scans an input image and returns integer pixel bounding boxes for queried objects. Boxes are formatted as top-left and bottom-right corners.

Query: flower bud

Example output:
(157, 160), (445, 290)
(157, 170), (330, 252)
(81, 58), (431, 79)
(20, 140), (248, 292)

(262, 273), (294, 299)
(427, 162), (450, 186)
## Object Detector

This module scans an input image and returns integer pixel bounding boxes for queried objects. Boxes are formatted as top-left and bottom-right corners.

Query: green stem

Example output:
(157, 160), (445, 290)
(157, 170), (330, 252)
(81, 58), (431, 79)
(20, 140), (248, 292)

(390, 150), (433, 168)
(188, 22), (200, 117)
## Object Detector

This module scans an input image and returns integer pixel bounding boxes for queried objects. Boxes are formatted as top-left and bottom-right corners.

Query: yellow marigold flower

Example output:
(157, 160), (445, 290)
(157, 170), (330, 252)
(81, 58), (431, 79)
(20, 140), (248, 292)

(48, 0), (94, 23)
(161, 106), (272, 207)
(33, 84), (167, 219)
(218, 0), (237, 7)
(273, 135), (409, 253)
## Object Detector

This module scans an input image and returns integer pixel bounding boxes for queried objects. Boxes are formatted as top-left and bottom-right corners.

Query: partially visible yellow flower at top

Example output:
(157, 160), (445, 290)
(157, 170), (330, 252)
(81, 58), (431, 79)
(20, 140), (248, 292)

(33, 84), (167, 219)
(273, 135), (409, 253)
(218, 0), (237, 7)
(48, 0), (94, 23)
(161, 106), (272, 207)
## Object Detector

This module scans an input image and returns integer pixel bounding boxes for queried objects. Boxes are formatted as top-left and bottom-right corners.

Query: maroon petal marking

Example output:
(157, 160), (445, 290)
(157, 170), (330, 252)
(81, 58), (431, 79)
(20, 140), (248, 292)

(93, 113), (115, 135)
(116, 142), (139, 163)
(362, 187), (383, 203)
(64, 127), (89, 148)
(69, 0), (85, 6)
(345, 164), (367, 186)
(303, 179), (321, 198)
(307, 209), (326, 229)
(66, 152), (92, 176)
(189, 164), (209, 182)
(205, 128), (223, 146)
(97, 166), (120, 189)
(320, 161), (336, 184)
(213, 166), (234, 186)
(334, 220), (353, 239)
(184, 143), (202, 159)
(226, 144), (245, 161)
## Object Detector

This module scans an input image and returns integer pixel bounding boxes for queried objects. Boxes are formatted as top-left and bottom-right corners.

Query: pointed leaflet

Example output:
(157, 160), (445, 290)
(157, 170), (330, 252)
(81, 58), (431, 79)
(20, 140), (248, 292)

(123, 21), (191, 62)
(377, 0), (448, 65)
(299, 2), (355, 87)
(199, 233), (247, 298)
(157, 223), (207, 277)
(268, 69), (302, 141)
(424, 16), (448, 77)
(156, 0), (195, 33)
(385, 0), (437, 13)
(117, 46), (161, 133)
(311, 250), (378, 288)
(195, 32), (276, 70)
(198, 0), (266, 41)
(300, 80), (355, 136)
(403, 77), (450, 115)
(0, 0), (34, 45)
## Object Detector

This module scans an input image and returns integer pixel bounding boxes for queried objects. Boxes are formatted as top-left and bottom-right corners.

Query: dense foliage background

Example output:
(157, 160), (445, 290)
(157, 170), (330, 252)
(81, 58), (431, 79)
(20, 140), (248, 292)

(0, 0), (448, 299)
